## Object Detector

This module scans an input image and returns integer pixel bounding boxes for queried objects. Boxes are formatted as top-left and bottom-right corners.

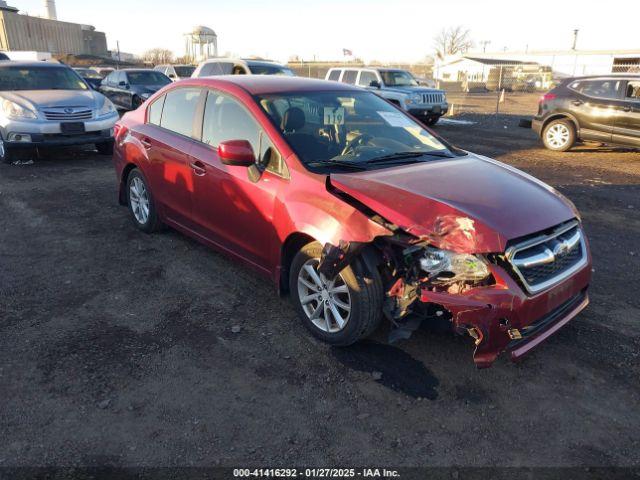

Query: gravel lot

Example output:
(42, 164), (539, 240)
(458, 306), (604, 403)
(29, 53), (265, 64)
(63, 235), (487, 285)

(1, 112), (639, 469)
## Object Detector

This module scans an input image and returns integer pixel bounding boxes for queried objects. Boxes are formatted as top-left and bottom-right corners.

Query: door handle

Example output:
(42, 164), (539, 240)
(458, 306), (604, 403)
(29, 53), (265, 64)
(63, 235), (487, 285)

(190, 161), (207, 176)
(140, 138), (152, 149)
(572, 100), (583, 106)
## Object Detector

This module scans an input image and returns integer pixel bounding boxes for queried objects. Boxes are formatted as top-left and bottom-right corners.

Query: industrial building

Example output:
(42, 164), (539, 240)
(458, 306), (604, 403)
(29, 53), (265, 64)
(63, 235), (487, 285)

(0, 0), (108, 57)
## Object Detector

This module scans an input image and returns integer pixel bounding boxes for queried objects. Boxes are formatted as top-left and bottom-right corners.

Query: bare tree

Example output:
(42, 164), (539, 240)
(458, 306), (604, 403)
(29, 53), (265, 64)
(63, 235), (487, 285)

(433, 26), (474, 59)
(142, 48), (174, 66)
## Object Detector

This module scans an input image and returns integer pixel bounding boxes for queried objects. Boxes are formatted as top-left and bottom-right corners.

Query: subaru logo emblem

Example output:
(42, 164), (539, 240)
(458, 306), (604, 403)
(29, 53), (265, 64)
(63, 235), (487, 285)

(552, 239), (571, 257)
(64, 108), (74, 114)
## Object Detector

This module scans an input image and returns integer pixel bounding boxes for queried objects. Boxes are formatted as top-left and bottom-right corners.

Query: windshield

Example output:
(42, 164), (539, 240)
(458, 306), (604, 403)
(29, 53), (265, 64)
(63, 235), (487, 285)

(74, 68), (102, 79)
(380, 70), (418, 87)
(174, 66), (195, 77)
(258, 91), (458, 172)
(0, 66), (88, 91)
(248, 64), (295, 76)
(127, 71), (172, 86)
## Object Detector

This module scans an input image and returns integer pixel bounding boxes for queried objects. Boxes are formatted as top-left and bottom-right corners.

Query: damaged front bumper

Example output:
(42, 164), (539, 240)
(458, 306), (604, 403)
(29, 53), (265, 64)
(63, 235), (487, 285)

(418, 261), (591, 368)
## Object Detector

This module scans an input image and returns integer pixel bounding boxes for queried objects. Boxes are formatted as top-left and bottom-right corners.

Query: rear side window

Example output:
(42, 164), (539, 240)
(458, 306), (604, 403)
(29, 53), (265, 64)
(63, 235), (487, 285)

(342, 70), (357, 84)
(358, 71), (377, 87)
(199, 63), (220, 77)
(327, 70), (340, 81)
(570, 79), (621, 99)
(626, 81), (640, 100)
(160, 88), (202, 137)
(147, 94), (165, 126)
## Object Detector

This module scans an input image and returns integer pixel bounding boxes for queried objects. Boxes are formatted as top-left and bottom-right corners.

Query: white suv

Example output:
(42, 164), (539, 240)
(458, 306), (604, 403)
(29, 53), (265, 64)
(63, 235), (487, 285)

(326, 67), (447, 125)
(192, 58), (294, 78)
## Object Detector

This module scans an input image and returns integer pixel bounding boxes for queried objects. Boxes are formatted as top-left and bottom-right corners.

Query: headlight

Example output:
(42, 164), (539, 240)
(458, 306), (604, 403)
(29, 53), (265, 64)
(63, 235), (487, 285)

(404, 93), (423, 105)
(420, 246), (490, 282)
(1, 99), (37, 119)
(98, 98), (116, 117)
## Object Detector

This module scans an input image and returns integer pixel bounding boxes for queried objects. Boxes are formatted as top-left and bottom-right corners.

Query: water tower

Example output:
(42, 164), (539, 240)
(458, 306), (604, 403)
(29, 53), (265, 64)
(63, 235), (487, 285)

(185, 26), (218, 63)
(43, 0), (57, 19)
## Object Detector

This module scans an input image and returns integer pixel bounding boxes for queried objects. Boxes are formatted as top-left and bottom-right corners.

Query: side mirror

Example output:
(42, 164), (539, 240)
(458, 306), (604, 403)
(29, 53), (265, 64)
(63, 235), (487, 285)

(369, 80), (381, 89)
(218, 140), (256, 167)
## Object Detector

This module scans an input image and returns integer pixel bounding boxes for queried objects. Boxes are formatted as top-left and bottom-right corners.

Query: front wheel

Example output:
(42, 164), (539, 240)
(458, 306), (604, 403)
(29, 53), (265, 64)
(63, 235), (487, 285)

(542, 119), (576, 151)
(424, 116), (440, 126)
(0, 139), (15, 164)
(289, 242), (383, 346)
(131, 96), (143, 110)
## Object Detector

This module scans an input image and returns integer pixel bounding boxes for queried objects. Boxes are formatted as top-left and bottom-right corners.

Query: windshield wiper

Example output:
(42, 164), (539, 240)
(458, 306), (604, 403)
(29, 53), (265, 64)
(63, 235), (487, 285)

(308, 160), (367, 171)
(366, 151), (453, 165)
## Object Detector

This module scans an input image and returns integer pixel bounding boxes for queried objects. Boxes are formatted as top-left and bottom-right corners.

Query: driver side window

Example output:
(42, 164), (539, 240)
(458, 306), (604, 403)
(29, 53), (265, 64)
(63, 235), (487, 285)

(201, 91), (288, 177)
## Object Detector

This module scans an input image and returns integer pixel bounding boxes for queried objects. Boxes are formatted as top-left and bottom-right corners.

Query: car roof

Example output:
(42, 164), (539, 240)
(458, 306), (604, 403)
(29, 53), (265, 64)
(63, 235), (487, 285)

(119, 69), (156, 73)
(567, 73), (640, 81)
(183, 75), (361, 95)
(0, 61), (66, 68)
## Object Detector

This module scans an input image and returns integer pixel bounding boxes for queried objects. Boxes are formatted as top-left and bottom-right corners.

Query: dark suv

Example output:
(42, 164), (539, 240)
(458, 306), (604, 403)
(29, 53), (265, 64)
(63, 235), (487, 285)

(531, 75), (640, 151)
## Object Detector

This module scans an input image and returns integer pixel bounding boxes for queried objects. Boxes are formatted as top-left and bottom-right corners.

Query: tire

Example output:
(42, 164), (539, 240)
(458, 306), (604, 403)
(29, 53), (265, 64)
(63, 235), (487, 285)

(95, 140), (114, 155)
(542, 119), (576, 152)
(126, 168), (162, 233)
(289, 241), (383, 346)
(131, 96), (143, 110)
(425, 116), (440, 126)
(0, 139), (15, 164)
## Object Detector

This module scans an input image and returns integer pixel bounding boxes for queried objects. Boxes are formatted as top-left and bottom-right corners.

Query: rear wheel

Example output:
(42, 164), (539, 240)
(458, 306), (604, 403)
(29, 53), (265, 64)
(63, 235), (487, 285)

(542, 119), (576, 151)
(289, 241), (383, 346)
(126, 168), (162, 233)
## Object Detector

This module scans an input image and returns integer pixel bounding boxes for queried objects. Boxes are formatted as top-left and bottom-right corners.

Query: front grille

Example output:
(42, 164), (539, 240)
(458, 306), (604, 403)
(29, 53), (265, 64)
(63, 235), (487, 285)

(421, 93), (445, 104)
(43, 108), (93, 121)
(506, 221), (588, 294)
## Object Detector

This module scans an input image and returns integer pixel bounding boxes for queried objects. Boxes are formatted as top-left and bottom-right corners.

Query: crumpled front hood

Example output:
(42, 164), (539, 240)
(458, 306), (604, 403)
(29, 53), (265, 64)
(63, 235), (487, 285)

(329, 153), (578, 253)
(1, 90), (100, 110)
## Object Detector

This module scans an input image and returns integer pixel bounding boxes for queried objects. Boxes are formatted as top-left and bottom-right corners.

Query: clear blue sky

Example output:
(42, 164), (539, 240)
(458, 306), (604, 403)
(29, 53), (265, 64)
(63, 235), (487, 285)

(15, 0), (640, 62)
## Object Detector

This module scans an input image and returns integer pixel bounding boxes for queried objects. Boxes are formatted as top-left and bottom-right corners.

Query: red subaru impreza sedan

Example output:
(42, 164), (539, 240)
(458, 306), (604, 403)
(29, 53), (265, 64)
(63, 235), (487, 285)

(112, 76), (591, 368)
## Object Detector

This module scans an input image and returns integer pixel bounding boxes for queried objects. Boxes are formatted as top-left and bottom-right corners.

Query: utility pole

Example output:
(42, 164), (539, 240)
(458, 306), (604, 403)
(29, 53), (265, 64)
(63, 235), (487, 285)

(572, 29), (579, 50)
(116, 40), (121, 69)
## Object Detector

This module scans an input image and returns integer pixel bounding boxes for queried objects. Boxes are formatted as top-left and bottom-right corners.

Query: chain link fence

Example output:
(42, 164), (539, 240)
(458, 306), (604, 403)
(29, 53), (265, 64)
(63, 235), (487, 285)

(288, 59), (640, 117)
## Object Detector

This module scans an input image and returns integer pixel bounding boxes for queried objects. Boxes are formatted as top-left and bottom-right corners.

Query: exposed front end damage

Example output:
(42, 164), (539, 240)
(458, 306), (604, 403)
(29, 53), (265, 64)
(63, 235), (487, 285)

(321, 178), (592, 369)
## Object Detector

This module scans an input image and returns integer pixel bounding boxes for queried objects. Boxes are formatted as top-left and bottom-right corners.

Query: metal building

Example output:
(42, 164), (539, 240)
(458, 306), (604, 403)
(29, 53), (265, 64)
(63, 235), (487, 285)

(0, 1), (108, 56)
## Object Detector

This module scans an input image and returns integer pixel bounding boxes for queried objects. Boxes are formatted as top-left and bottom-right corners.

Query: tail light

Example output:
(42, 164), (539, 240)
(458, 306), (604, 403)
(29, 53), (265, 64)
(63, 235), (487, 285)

(539, 93), (557, 103)
(113, 123), (128, 142)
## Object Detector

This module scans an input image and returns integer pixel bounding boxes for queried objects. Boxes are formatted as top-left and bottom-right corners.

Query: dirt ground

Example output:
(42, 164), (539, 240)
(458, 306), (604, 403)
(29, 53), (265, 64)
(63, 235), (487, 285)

(1, 111), (639, 470)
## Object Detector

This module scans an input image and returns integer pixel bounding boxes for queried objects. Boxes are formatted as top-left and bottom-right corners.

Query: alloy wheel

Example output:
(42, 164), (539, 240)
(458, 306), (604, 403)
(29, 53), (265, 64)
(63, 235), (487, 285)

(546, 124), (570, 149)
(297, 259), (351, 333)
(129, 177), (150, 224)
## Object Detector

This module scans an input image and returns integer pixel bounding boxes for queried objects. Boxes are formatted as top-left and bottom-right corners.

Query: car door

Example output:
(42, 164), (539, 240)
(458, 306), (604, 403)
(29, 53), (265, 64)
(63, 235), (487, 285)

(358, 70), (380, 89)
(188, 89), (286, 271)
(134, 87), (204, 228)
(612, 80), (640, 147)
(568, 78), (623, 142)
(99, 72), (118, 105)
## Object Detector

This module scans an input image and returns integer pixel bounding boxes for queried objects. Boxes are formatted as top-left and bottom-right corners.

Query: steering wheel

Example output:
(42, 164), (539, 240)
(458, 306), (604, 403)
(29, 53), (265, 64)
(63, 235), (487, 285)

(341, 133), (373, 156)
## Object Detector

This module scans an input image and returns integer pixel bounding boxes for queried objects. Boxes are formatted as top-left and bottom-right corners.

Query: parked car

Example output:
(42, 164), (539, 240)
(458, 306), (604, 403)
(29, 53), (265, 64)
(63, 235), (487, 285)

(192, 58), (294, 78)
(530, 74), (640, 151)
(73, 67), (104, 90)
(91, 67), (115, 78)
(325, 67), (448, 126)
(0, 52), (10, 61)
(0, 61), (118, 163)
(153, 64), (195, 81)
(99, 69), (172, 111)
(113, 76), (591, 368)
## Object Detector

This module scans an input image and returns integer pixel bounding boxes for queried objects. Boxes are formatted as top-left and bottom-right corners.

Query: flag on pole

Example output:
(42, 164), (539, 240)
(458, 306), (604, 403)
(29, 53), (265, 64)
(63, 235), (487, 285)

(342, 48), (353, 56)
